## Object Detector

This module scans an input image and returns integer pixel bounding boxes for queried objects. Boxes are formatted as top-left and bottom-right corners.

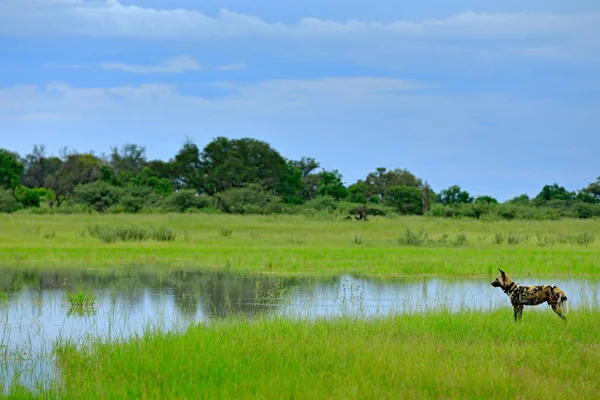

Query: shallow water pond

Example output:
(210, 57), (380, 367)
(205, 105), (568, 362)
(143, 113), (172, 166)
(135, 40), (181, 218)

(1, 266), (598, 392)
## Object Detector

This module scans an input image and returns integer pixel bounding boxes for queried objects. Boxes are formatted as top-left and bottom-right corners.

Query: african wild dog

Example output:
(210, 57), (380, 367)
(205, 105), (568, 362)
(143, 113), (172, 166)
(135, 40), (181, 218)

(491, 269), (569, 322)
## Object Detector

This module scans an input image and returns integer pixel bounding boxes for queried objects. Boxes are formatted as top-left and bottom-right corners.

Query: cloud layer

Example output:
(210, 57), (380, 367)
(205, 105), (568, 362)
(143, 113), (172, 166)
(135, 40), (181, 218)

(1, 0), (599, 40)
(100, 56), (202, 74)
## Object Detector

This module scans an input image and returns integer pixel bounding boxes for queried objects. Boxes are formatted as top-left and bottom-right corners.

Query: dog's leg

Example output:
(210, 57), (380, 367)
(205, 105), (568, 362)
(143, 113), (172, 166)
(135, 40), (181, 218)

(550, 302), (567, 322)
(513, 305), (523, 321)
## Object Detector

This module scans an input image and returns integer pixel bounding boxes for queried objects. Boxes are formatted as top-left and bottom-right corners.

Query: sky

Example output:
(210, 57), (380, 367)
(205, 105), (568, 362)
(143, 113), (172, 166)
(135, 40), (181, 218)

(1, 0), (599, 201)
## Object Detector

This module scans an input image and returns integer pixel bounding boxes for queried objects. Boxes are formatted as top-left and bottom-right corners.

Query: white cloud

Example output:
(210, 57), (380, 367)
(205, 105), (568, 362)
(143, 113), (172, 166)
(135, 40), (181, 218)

(43, 63), (94, 69)
(0, 0), (598, 40)
(216, 63), (247, 71)
(100, 56), (202, 74)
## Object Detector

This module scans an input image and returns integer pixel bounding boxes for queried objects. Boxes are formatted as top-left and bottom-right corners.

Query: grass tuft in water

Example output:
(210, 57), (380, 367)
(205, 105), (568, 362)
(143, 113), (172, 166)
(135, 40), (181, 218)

(65, 290), (97, 309)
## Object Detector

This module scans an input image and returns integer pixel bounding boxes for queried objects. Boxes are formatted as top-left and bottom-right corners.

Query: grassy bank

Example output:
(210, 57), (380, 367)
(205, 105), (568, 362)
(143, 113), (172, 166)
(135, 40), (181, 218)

(1, 213), (599, 276)
(41, 309), (600, 399)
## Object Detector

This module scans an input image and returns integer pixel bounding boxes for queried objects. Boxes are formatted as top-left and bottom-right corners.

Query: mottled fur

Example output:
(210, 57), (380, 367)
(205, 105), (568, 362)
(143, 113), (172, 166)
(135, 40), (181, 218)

(491, 269), (569, 322)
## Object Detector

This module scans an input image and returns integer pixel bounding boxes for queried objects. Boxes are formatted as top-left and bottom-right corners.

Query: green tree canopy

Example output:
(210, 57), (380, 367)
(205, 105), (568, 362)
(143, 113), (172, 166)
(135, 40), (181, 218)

(172, 139), (203, 191)
(291, 157), (320, 178)
(20, 144), (62, 188)
(109, 143), (147, 177)
(44, 151), (104, 206)
(474, 195), (498, 204)
(582, 177), (600, 203)
(383, 185), (423, 215)
(439, 185), (474, 205)
(199, 137), (288, 195)
(535, 183), (575, 202)
(0, 149), (24, 192)
(317, 170), (348, 201)
(362, 167), (423, 199)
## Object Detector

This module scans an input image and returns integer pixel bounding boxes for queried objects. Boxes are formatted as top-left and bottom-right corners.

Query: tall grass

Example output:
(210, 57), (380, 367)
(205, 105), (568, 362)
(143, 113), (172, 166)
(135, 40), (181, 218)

(0, 214), (599, 276)
(48, 310), (600, 399)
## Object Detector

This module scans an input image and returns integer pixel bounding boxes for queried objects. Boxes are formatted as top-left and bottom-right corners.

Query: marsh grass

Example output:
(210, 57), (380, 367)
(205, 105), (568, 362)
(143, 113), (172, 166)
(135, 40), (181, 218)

(48, 310), (600, 400)
(451, 233), (468, 246)
(151, 226), (176, 242)
(65, 290), (97, 309)
(506, 232), (527, 245)
(1, 214), (599, 276)
(220, 227), (233, 238)
(353, 234), (364, 245)
(42, 231), (56, 239)
(397, 227), (429, 246)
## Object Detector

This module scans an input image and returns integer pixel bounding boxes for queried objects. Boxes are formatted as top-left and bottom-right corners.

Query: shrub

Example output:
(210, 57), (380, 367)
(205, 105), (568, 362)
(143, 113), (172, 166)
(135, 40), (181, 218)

(302, 196), (338, 213)
(383, 185), (423, 215)
(572, 203), (600, 219)
(215, 184), (281, 214)
(161, 190), (210, 212)
(73, 181), (124, 213)
(0, 189), (21, 213)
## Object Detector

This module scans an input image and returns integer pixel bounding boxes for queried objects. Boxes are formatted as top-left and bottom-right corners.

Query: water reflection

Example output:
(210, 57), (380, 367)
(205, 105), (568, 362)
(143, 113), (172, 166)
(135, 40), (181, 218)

(0, 266), (598, 393)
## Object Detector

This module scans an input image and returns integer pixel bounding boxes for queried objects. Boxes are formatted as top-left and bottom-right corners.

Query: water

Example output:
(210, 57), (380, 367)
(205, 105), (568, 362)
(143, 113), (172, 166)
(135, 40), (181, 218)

(1, 266), (598, 393)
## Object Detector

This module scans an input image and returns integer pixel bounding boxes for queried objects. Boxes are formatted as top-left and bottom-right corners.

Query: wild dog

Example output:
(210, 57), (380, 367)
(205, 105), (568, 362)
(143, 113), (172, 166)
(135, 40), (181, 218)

(491, 269), (569, 322)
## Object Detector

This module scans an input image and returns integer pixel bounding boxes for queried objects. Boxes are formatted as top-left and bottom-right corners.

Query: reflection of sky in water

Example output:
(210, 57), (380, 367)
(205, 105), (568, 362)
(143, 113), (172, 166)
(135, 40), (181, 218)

(1, 270), (599, 393)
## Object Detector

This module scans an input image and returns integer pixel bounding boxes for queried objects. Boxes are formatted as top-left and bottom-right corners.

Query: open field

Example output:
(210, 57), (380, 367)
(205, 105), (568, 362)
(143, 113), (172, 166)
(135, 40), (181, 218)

(1, 213), (599, 276)
(9, 309), (592, 399)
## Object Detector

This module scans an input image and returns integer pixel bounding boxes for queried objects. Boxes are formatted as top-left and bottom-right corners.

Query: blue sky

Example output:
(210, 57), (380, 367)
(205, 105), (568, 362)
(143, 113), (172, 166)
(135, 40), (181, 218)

(1, 0), (599, 201)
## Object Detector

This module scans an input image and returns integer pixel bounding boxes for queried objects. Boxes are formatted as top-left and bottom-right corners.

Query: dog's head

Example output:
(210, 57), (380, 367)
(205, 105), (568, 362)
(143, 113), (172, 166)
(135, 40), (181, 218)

(491, 269), (508, 288)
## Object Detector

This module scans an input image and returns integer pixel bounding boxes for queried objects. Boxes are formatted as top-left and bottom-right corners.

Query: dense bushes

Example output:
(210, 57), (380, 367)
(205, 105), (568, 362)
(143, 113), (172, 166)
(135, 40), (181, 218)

(4, 182), (599, 221)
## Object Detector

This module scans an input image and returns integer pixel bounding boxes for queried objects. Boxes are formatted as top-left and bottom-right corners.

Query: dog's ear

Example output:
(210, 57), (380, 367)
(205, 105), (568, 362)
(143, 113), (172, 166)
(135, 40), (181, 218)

(498, 269), (506, 276)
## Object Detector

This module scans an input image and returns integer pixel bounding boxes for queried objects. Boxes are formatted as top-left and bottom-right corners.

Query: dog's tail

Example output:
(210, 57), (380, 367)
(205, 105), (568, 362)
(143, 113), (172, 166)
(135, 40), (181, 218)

(559, 292), (569, 317)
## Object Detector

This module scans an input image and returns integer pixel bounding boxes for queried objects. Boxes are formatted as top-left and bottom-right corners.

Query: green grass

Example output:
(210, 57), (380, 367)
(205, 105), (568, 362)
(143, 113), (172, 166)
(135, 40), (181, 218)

(0, 213), (599, 276)
(45, 309), (600, 399)
(65, 290), (97, 308)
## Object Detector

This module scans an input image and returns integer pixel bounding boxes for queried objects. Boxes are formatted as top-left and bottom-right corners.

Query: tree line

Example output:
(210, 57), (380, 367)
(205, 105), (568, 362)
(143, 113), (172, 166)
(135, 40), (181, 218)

(1, 137), (599, 220)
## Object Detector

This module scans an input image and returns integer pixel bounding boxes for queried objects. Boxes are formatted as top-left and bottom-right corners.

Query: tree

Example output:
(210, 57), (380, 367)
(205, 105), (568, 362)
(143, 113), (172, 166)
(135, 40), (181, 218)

(582, 177), (600, 203)
(439, 185), (473, 205)
(317, 170), (348, 200)
(383, 185), (423, 215)
(276, 161), (304, 204)
(0, 149), (24, 195)
(109, 143), (147, 177)
(363, 167), (423, 199)
(44, 152), (103, 206)
(422, 181), (432, 214)
(199, 137), (288, 195)
(130, 167), (174, 196)
(146, 159), (176, 183)
(73, 181), (124, 213)
(300, 173), (321, 201)
(20, 144), (62, 188)
(172, 139), (203, 191)
(291, 157), (320, 178)
(346, 181), (369, 204)
(475, 195), (498, 204)
(506, 194), (530, 205)
(15, 186), (55, 208)
(535, 183), (575, 202)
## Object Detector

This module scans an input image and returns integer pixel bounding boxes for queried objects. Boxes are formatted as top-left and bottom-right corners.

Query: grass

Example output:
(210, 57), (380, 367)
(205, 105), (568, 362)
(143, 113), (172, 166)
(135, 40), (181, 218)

(44, 309), (600, 399)
(65, 290), (97, 309)
(0, 213), (599, 276)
